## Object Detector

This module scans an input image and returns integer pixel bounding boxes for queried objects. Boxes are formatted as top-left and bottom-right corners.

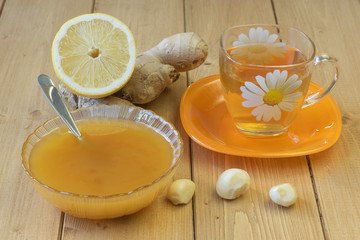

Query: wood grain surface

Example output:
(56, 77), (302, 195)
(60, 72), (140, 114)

(274, 0), (360, 238)
(0, 0), (358, 239)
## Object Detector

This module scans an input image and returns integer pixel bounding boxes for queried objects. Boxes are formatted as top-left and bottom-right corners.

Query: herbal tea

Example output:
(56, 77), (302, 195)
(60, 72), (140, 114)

(29, 119), (173, 196)
(220, 44), (312, 136)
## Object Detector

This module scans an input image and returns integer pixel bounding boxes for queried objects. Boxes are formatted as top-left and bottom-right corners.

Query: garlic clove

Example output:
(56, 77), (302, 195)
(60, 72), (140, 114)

(167, 179), (195, 205)
(269, 183), (297, 207)
(216, 168), (250, 200)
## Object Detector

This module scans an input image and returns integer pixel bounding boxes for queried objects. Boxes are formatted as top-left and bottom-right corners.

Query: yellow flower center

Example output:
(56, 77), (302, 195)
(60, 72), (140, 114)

(263, 90), (283, 106)
(248, 44), (267, 53)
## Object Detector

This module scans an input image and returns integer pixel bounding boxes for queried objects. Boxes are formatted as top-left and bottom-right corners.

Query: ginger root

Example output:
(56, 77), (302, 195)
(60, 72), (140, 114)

(60, 32), (208, 106)
(144, 32), (208, 72)
(114, 53), (180, 104)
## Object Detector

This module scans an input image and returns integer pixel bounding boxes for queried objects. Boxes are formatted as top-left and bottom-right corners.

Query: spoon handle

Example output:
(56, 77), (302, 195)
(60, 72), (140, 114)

(37, 74), (82, 139)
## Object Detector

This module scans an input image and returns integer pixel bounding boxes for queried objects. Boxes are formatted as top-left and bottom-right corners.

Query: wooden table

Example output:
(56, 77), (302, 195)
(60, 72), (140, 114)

(1, 0), (359, 239)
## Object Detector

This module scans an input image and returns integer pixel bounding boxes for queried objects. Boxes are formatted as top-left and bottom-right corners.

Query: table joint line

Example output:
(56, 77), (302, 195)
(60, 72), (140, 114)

(307, 155), (329, 240)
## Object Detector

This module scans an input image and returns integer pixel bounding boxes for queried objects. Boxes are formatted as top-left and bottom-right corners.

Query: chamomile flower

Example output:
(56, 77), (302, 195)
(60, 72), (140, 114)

(240, 70), (303, 122)
(232, 27), (287, 64)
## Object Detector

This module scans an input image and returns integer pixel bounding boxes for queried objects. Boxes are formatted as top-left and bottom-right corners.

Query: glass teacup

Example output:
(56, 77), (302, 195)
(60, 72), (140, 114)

(219, 24), (338, 137)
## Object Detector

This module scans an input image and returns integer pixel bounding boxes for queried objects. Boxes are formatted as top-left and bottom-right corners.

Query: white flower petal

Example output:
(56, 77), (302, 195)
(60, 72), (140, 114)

(245, 82), (265, 95)
(252, 104), (267, 121)
(283, 80), (302, 94)
(273, 70), (280, 80)
(265, 72), (276, 90)
(283, 92), (303, 101)
(240, 86), (247, 92)
(276, 70), (288, 89)
(242, 91), (262, 101)
(249, 28), (256, 42)
(263, 105), (275, 122)
(233, 41), (241, 47)
(252, 104), (266, 115)
(255, 27), (264, 42)
(241, 87), (263, 101)
(267, 34), (278, 43)
(240, 86), (257, 96)
(282, 74), (299, 88)
(240, 86), (252, 98)
(259, 29), (269, 43)
(280, 70), (288, 79)
(273, 105), (281, 120)
(238, 33), (250, 43)
(278, 101), (297, 112)
(242, 97), (264, 108)
(268, 70), (280, 90)
(255, 75), (269, 92)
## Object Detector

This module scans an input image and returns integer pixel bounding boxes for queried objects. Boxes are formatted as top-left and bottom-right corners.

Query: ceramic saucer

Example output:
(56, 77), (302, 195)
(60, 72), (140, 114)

(180, 75), (342, 158)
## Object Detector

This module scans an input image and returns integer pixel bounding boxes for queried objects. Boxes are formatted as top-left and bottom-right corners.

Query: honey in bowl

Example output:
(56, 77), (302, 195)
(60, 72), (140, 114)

(22, 105), (182, 219)
(29, 119), (173, 196)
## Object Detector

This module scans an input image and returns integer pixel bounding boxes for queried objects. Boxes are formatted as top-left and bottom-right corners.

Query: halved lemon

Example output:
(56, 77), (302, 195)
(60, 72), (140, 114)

(52, 13), (136, 98)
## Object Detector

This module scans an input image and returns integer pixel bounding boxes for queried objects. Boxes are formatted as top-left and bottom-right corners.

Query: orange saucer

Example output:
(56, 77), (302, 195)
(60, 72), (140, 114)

(180, 75), (342, 158)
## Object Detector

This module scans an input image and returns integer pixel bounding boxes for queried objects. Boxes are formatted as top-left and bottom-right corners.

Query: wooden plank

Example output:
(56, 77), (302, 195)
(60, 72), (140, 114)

(0, 0), (92, 239)
(61, 0), (193, 239)
(273, 0), (360, 238)
(185, 0), (325, 239)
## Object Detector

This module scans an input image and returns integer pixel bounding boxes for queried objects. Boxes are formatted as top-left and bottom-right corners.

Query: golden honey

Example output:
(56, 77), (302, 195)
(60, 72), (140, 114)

(29, 119), (173, 196)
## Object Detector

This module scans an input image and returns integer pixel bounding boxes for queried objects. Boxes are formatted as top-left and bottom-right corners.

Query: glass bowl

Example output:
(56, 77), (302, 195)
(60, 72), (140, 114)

(21, 104), (183, 219)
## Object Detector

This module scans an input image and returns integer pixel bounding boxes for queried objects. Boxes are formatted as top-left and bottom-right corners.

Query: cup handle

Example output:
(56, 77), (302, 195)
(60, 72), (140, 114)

(302, 53), (338, 108)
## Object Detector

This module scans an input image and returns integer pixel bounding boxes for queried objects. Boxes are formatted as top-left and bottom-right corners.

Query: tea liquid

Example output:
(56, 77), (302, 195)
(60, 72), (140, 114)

(220, 45), (311, 135)
(29, 119), (173, 196)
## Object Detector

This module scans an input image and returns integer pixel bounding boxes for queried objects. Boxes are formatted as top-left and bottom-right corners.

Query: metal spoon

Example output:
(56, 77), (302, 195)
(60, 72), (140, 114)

(37, 74), (84, 142)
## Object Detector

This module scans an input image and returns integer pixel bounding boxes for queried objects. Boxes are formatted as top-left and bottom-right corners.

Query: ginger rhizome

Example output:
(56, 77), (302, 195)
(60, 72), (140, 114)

(60, 32), (208, 108)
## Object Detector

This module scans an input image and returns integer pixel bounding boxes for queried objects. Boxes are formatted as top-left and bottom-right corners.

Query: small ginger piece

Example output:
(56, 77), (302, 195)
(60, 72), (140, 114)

(167, 179), (195, 205)
(216, 168), (250, 200)
(269, 183), (297, 207)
